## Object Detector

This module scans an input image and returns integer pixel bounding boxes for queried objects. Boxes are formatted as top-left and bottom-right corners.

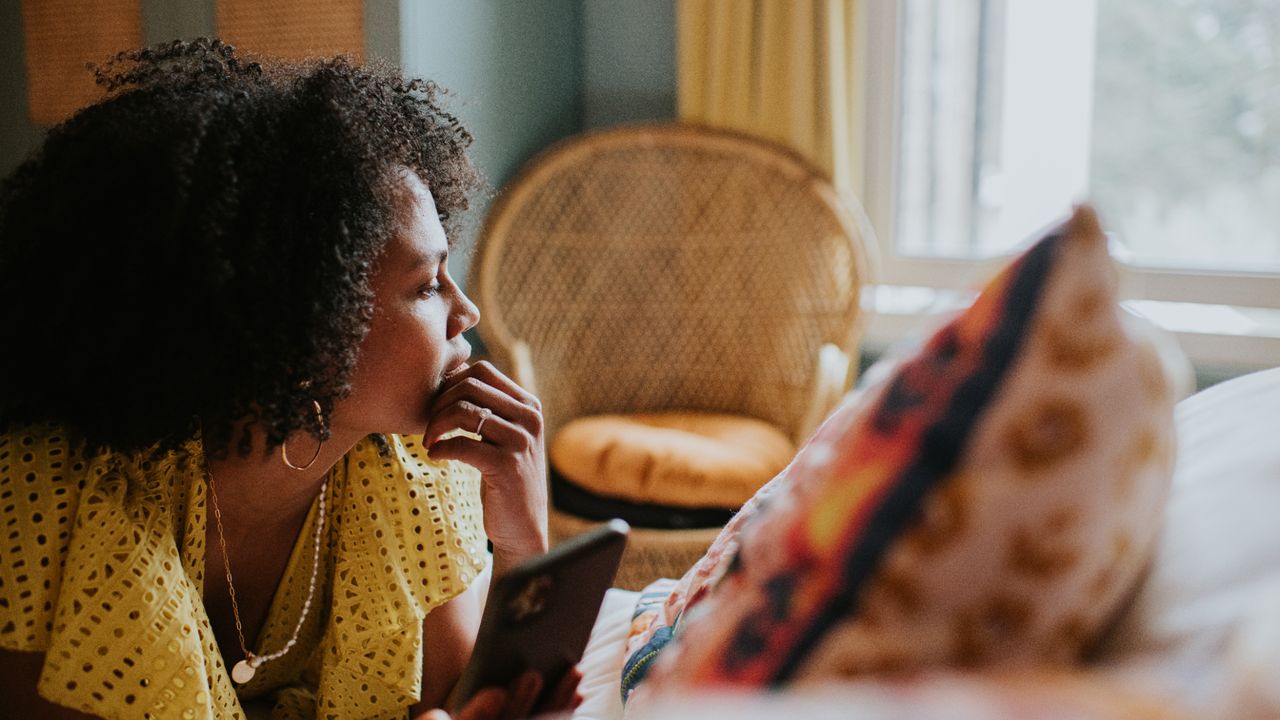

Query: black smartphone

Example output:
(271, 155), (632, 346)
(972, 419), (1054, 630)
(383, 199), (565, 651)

(449, 519), (630, 713)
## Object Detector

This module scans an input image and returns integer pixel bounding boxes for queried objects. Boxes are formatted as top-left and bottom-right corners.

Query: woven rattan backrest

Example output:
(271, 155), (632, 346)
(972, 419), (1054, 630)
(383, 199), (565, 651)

(471, 124), (869, 441)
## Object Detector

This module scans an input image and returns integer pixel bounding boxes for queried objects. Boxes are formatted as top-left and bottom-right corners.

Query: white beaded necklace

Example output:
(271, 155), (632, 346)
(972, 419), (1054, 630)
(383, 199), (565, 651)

(206, 471), (329, 685)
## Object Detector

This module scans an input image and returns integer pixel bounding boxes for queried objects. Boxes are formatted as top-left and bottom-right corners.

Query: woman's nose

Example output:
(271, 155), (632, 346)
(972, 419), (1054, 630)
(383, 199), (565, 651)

(450, 287), (480, 337)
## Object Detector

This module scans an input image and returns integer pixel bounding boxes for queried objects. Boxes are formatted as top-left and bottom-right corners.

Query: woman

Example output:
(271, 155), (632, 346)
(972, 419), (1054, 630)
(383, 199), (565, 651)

(0, 39), (569, 719)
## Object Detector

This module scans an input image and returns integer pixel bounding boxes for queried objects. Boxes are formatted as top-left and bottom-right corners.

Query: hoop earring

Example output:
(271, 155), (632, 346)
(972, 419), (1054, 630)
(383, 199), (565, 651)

(281, 400), (325, 471)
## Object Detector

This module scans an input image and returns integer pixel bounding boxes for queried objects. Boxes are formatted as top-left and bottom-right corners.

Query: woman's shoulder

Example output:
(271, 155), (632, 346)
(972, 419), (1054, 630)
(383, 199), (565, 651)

(340, 433), (481, 494)
(1, 422), (96, 542)
(331, 433), (488, 605)
(0, 422), (195, 651)
(337, 433), (485, 548)
(0, 423), (89, 652)
(0, 421), (190, 521)
(0, 423), (239, 715)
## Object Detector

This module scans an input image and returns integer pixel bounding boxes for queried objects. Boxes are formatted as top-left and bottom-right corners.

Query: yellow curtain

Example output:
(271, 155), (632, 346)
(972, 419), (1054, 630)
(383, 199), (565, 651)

(677, 0), (864, 198)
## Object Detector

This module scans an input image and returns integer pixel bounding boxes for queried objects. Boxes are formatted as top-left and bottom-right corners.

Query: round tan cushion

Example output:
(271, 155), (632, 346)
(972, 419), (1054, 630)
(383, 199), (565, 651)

(549, 412), (796, 509)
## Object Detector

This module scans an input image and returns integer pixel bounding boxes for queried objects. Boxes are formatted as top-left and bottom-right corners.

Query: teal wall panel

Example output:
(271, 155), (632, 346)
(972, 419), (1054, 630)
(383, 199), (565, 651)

(581, 0), (676, 129)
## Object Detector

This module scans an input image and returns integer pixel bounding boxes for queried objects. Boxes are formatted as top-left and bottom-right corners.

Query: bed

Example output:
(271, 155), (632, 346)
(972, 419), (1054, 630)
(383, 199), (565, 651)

(571, 366), (1280, 719)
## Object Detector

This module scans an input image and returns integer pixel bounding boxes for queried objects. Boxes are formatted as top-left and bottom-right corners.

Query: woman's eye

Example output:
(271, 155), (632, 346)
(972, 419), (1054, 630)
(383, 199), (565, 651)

(418, 283), (443, 298)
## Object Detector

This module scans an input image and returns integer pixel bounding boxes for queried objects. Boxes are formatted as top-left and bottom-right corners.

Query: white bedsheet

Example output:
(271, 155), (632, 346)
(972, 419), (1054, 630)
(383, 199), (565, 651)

(573, 588), (639, 720)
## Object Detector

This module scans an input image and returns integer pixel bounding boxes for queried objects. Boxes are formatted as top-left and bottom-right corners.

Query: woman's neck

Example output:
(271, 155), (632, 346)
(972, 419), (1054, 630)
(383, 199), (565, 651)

(203, 425), (365, 530)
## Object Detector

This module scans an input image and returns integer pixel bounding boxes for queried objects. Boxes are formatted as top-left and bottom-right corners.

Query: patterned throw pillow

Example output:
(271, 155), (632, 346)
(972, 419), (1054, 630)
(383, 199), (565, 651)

(622, 206), (1187, 704)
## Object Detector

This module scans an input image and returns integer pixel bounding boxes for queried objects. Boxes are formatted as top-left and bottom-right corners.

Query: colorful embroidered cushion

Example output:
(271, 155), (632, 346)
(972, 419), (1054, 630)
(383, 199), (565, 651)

(623, 206), (1186, 703)
(550, 412), (795, 509)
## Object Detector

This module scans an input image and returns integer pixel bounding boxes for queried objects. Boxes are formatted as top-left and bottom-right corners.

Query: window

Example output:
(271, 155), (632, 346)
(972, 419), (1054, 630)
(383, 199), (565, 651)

(861, 0), (1280, 371)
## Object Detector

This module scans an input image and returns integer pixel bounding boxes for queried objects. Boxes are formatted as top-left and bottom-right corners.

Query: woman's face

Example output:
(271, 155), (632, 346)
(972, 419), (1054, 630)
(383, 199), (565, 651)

(330, 171), (479, 436)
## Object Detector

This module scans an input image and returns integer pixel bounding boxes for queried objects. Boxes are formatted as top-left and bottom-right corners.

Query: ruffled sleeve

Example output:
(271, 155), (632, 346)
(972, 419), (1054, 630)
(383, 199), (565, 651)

(0, 424), (87, 653)
(313, 433), (488, 719)
(0, 425), (240, 720)
(0, 420), (80, 650)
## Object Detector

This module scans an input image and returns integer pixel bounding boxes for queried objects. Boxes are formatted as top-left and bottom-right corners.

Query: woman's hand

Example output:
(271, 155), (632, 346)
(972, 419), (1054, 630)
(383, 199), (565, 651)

(424, 361), (549, 570)
(415, 669), (583, 720)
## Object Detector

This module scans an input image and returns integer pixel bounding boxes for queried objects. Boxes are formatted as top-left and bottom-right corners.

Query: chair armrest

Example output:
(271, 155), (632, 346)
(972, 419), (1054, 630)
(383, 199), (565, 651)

(511, 339), (539, 396)
(794, 343), (851, 443)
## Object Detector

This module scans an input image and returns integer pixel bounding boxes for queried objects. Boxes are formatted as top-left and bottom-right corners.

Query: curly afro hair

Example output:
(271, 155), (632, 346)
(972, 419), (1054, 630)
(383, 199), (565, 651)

(0, 38), (481, 457)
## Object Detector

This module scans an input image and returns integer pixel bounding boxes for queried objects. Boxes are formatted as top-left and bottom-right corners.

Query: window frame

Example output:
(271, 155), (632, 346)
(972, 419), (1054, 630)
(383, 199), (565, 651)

(859, 1), (1280, 371)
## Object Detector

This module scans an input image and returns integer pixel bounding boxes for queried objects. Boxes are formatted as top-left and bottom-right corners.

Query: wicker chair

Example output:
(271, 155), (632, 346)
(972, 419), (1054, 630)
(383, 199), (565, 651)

(469, 123), (872, 589)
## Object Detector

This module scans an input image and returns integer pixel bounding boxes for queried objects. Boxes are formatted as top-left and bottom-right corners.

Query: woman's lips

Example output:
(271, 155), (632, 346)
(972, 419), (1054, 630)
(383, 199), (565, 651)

(430, 359), (470, 408)
(443, 357), (470, 381)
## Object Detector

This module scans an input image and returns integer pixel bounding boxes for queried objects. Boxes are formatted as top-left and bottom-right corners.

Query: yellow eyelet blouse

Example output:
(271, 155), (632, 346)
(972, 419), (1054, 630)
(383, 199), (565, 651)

(0, 423), (488, 719)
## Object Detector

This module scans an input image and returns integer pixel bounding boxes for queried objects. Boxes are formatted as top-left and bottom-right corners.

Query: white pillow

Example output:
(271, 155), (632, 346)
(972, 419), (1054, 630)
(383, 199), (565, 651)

(624, 671), (1181, 720)
(1218, 577), (1280, 719)
(1096, 366), (1280, 714)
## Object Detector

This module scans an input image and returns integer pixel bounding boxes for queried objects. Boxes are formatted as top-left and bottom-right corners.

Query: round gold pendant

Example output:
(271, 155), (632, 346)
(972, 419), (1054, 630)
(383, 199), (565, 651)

(231, 659), (256, 684)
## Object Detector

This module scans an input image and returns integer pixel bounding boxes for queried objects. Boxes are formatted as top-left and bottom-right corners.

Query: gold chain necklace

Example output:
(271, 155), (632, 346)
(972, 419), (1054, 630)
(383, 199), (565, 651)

(206, 471), (329, 684)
